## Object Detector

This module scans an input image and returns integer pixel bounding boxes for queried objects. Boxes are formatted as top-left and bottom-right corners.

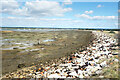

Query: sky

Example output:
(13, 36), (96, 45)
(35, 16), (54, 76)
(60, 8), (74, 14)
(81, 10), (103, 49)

(0, 0), (119, 29)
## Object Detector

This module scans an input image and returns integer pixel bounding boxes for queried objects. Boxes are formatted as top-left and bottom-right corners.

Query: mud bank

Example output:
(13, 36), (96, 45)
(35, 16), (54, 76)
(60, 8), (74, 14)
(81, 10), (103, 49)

(2, 30), (93, 75)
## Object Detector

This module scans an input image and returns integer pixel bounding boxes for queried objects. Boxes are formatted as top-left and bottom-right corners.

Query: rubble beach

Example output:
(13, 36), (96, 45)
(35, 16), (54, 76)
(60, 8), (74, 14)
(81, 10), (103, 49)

(1, 30), (119, 79)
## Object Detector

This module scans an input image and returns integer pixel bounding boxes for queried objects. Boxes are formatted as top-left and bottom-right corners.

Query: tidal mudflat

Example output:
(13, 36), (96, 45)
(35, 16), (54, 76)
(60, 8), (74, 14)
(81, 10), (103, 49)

(1, 29), (92, 75)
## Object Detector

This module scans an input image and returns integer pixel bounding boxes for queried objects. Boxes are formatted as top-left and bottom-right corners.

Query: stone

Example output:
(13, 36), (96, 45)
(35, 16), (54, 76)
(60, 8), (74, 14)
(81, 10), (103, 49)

(18, 63), (26, 68)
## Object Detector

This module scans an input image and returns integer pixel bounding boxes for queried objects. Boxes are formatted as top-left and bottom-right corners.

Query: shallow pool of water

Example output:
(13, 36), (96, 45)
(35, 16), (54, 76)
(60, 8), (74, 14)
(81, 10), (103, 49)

(43, 39), (55, 42)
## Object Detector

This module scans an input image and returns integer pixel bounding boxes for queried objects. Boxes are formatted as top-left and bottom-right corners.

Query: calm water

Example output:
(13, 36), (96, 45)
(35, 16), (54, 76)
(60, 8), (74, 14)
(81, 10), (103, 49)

(1, 28), (71, 32)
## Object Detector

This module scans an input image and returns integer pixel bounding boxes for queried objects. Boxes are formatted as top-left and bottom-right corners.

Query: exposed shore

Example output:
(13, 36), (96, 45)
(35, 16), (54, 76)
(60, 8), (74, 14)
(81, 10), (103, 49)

(1, 30), (119, 79)
(1, 30), (93, 75)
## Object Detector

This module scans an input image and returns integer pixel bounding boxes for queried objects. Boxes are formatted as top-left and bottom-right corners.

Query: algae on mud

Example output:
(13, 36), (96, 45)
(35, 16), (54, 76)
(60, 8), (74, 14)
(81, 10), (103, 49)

(1, 30), (93, 75)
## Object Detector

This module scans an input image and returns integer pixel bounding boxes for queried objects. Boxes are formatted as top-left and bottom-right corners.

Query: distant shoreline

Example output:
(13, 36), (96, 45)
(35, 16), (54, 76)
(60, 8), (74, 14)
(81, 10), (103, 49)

(0, 27), (119, 31)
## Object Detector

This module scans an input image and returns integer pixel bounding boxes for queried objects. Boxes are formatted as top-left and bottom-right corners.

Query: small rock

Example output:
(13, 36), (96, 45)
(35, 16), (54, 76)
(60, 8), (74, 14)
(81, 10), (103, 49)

(114, 59), (119, 62)
(112, 53), (118, 55)
(13, 47), (19, 49)
(99, 76), (104, 78)
(18, 64), (26, 68)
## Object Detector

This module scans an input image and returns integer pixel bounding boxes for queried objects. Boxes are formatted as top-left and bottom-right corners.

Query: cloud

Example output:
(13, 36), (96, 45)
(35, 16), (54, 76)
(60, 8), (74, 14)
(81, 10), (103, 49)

(114, 23), (118, 26)
(0, 0), (19, 13)
(2, 16), (118, 29)
(1, 0), (72, 17)
(1, 0), (19, 9)
(84, 10), (93, 14)
(5, 16), (73, 21)
(97, 4), (103, 8)
(72, 20), (83, 23)
(7, 16), (17, 19)
(38, 18), (72, 21)
(75, 14), (116, 20)
(2, 17), (84, 28)
(75, 14), (90, 19)
(63, 0), (72, 5)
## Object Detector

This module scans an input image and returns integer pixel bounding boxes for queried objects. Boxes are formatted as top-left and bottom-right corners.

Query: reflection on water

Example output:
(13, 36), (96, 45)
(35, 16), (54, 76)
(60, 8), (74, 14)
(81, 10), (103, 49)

(2, 47), (13, 50)
(2, 39), (55, 50)
(43, 39), (55, 42)
(1, 28), (70, 32)
(1, 28), (68, 51)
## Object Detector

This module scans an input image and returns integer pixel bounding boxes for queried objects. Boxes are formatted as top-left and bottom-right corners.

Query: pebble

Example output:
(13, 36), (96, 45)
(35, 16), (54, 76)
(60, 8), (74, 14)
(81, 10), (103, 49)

(99, 76), (104, 78)
(114, 59), (119, 62)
